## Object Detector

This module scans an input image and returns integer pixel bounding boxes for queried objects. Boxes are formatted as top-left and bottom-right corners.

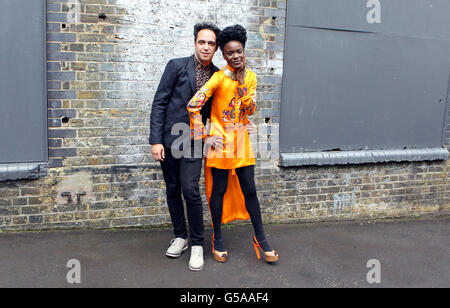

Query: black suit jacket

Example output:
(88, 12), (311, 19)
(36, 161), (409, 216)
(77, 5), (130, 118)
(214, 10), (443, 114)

(149, 55), (219, 148)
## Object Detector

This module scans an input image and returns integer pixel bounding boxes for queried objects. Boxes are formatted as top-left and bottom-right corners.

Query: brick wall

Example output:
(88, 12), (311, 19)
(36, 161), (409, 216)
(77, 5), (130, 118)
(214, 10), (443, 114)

(0, 0), (448, 231)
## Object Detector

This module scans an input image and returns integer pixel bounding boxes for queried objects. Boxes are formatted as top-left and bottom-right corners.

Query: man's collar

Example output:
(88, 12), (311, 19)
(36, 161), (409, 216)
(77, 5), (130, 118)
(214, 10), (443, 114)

(194, 55), (212, 69)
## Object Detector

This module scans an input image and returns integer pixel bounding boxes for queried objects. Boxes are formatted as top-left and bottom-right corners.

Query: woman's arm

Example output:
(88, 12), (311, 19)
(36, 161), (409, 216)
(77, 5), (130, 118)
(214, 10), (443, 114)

(187, 72), (221, 140)
(237, 72), (257, 116)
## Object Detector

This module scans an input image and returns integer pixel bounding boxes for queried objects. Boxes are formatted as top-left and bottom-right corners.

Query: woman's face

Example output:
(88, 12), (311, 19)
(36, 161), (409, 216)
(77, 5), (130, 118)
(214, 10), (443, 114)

(223, 41), (245, 70)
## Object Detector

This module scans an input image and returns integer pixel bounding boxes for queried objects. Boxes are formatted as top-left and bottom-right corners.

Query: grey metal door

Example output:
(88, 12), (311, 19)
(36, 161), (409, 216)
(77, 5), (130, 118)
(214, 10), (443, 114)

(280, 0), (450, 165)
(0, 0), (47, 164)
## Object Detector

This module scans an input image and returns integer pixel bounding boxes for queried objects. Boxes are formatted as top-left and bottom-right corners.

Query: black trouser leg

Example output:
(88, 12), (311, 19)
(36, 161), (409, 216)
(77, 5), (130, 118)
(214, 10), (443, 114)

(160, 148), (187, 240)
(180, 157), (204, 246)
(160, 147), (204, 246)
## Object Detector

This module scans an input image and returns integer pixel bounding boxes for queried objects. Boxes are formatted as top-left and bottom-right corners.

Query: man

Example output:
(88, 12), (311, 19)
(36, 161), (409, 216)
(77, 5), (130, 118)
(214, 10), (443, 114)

(150, 23), (221, 271)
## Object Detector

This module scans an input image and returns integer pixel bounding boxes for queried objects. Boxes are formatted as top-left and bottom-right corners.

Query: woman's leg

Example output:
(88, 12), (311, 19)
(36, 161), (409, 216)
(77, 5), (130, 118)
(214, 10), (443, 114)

(235, 165), (272, 252)
(210, 167), (229, 252)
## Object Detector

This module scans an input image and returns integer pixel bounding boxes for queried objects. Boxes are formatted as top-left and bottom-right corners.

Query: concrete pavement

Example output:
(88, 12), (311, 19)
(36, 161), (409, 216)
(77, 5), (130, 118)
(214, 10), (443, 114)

(0, 217), (449, 288)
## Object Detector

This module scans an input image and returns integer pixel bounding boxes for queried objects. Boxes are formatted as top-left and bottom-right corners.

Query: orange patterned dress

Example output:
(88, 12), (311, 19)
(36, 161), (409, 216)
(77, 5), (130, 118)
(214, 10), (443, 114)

(187, 65), (257, 224)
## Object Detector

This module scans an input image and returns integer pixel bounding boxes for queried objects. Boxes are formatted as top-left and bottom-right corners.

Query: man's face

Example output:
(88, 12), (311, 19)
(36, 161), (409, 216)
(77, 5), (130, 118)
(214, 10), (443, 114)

(194, 29), (217, 64)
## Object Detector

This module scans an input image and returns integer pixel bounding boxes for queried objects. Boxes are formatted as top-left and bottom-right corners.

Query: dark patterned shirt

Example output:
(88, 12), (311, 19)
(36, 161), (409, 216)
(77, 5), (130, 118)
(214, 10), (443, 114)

(194, 56), (212, 91)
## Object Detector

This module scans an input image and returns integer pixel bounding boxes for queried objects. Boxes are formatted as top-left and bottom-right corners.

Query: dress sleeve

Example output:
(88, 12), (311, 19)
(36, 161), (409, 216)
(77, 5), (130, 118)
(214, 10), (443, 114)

(237, 72), (257, 116)
(187, 72), (221, 140)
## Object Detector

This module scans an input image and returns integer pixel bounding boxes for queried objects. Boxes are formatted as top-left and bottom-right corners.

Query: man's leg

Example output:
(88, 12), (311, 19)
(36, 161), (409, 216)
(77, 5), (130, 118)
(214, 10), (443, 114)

(180, 156), (204, 246)
(160, 147), (187, 240)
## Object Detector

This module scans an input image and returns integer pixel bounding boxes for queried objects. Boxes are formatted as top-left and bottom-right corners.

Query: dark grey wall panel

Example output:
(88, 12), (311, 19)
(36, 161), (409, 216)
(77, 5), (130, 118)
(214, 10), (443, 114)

(288, 0), (450, 40)
(281, 0), (450, 155)
(0, 0), (47, 163)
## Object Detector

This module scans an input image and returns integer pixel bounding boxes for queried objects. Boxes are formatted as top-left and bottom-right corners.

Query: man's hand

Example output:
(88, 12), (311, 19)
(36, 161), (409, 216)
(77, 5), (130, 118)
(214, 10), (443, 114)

(204, 135), (224, 151)
(151, 144), (165, 162)
(246, 120), (257, 135)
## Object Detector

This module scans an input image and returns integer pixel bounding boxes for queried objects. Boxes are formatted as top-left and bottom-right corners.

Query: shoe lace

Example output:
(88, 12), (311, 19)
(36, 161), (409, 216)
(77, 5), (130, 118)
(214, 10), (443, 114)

(191, 246), (203, 257)
(170, 238), (186, 248)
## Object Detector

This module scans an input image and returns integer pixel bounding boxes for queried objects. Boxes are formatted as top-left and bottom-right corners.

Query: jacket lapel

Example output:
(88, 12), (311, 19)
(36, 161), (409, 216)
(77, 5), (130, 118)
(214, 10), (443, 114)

(212, 64), (219, 75)
(187, 55), (196, 95)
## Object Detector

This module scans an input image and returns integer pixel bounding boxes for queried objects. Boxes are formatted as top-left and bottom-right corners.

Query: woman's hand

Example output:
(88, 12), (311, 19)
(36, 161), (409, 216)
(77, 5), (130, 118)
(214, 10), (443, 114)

(204, 135), (224, 151)
(236, 57), (246, 85)
(246, 120), (257, 135)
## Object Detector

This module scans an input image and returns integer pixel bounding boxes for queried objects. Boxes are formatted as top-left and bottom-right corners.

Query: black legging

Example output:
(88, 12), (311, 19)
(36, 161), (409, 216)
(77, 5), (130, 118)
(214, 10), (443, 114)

(210, 165), (271, 252)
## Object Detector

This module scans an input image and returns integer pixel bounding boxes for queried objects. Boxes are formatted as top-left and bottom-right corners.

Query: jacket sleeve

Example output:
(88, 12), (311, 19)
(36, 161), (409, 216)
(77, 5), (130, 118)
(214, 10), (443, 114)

(149, 59), (178, 145)
(237, 72), (257, 116)
(187, 72), (221, 140)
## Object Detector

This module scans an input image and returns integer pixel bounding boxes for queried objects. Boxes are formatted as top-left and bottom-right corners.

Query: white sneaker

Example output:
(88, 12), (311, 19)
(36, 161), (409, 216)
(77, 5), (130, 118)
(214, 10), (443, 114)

(188, 245), (204, 271)
(166, 238), (189, 258)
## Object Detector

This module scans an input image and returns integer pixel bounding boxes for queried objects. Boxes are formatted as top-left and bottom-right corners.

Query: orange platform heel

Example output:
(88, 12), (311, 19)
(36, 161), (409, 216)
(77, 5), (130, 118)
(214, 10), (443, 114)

(212, 234), (228, 263)
(252, 236), (279, 263)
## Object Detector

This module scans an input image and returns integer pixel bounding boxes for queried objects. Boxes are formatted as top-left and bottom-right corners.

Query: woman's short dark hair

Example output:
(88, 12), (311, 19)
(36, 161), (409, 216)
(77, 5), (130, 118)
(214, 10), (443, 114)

(218, 24), (247, 51)
(194, 23), (221, 42)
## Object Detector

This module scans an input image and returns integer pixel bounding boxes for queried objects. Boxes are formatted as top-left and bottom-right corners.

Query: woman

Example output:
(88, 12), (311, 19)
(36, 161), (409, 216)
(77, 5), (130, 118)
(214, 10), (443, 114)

(187, 25), (279, 264)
